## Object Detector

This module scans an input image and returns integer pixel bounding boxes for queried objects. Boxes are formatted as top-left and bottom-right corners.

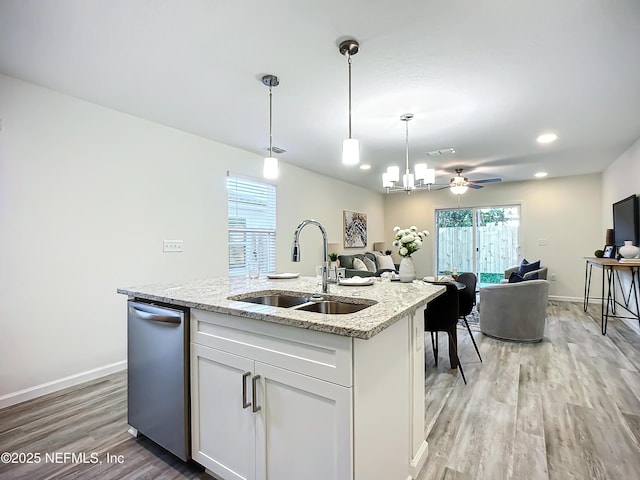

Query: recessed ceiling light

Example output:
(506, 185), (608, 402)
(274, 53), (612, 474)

(537, 133), (557, 144)
(534, 172), (548, 178)
(359, 164), (371, 170)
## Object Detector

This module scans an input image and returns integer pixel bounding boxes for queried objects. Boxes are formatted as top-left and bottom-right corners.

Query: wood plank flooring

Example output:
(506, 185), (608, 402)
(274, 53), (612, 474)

(1, 301), (639, 479)
(419, 301), (640, 480)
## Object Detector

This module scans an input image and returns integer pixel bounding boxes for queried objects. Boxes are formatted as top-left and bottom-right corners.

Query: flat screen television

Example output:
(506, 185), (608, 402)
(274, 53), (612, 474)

(613, 194), (639, 247)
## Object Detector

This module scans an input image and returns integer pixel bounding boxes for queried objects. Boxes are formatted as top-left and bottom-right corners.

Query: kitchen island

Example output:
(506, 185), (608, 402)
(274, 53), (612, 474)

(118, 276), (444, 480)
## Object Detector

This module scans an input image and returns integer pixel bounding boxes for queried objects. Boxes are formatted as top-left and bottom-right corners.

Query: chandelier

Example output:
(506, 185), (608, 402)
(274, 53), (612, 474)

(382, 114), (436, 194)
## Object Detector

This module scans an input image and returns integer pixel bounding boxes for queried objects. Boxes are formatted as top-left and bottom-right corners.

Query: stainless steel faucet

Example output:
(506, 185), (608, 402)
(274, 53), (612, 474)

(291, 219), (329, 293)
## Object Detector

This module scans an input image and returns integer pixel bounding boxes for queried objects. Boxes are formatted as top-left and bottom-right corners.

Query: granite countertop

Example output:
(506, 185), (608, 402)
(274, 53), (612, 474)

(117, 276), (444, 339)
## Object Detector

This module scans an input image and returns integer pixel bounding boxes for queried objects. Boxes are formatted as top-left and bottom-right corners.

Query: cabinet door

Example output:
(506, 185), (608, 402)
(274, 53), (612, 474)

(254, 362), (352, 480)
(191, 343), (256, 480)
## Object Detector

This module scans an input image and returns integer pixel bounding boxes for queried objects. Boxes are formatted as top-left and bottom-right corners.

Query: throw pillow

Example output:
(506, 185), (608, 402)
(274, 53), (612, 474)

(363, 256), (377, 272)
(376, 255), (396, 271)
(518, 259), (540, 278)
(508, 272), (525, 283)
(353, 258), (369, 271)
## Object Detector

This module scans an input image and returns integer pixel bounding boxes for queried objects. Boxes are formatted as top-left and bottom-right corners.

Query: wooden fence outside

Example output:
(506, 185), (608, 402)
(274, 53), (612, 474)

(437, 225), (519, 282)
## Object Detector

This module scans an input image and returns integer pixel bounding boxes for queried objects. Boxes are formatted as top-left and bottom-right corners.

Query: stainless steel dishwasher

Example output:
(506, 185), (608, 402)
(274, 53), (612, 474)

(127, 300), (190, 461)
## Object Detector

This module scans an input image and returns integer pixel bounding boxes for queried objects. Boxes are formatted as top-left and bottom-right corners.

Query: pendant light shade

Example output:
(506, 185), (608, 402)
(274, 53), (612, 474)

(262, 74), (280, 179)
(342, 138), (360, 165)
(339, 39), (360, 166)
(263, 156), (278, 179)
(387, 165), (400, 183)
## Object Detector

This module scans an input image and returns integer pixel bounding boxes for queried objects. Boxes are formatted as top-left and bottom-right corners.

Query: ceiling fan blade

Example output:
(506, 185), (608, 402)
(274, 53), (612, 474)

(468, 184), (484, 189)
(469, 177), (502, 184)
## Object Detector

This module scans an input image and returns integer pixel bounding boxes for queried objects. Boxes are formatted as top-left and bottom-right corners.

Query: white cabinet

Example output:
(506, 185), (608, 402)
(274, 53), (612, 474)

(191, 344), (255, 480)
(254, 362), (351, 480)
(191, 310), (353, 480)
(191, 307), (427, 480)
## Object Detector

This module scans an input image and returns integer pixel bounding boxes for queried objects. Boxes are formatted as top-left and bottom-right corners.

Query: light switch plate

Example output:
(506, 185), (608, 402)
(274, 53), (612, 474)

(163, 240), (183, 252)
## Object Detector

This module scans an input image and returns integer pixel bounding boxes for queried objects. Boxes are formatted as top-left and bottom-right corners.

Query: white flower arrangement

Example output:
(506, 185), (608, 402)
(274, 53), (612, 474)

(392, 225), (430, 258)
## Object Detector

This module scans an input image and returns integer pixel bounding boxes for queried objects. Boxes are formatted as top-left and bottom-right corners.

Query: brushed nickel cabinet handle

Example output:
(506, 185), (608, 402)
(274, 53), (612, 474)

(251, 375), (261, 413)
(242, 372), (251, 409)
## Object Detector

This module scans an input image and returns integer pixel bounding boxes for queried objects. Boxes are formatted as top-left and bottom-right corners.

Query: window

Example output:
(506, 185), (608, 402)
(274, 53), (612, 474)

(227, 174), (276, 277)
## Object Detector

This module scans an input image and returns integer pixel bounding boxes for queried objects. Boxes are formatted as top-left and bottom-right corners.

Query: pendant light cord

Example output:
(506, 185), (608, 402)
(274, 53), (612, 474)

(405, 118), (410, 174)
(268, 84), (273, 156)
(347, 53), (352, 139)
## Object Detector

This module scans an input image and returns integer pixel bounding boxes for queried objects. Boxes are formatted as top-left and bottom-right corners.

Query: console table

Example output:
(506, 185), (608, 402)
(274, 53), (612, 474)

(583, 257), (640, 334)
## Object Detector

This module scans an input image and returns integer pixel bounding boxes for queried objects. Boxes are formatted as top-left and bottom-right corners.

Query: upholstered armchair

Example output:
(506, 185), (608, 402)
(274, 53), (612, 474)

(479, 279), (550, 342)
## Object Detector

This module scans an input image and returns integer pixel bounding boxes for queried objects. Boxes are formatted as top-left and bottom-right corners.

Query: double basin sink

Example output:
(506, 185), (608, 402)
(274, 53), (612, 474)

(229, 293), (376, 314)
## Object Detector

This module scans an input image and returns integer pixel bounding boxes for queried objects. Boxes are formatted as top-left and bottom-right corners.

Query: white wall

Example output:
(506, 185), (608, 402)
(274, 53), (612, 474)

(384, 173), (603, 300)
(0, 75), (384, 402)
(602, 137), (640, 227)
(601, 136), (640, 316)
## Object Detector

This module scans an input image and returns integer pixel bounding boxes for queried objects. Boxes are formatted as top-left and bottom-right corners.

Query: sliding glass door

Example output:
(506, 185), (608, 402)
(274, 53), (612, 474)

(436, 205), (521, 285)
(436, 208), (475, 276)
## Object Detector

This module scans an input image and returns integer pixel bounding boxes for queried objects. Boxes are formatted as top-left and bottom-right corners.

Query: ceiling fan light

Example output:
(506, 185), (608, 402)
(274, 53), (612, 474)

(424, 168), (436, 185)
(263, 156), (279, 179)
(450, 184), (468, 195)
(342, 138), (360, 165)
(387, 165), (400, 183)
(450, 172), (469, 194)
(414, 163), (427, 181)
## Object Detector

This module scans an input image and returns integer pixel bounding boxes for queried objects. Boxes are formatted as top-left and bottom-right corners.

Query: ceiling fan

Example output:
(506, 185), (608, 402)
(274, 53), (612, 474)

(448, 168), (502, 194)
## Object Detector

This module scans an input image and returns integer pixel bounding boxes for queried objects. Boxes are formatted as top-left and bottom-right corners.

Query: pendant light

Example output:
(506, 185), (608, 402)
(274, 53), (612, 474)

(262, 74), (279, 179)
(382, 114), (436, 194)
(339, 39), (360, 166)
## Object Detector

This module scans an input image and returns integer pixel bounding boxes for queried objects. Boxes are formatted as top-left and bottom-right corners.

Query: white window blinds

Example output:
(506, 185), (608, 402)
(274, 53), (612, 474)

(227, 174), (277, 277)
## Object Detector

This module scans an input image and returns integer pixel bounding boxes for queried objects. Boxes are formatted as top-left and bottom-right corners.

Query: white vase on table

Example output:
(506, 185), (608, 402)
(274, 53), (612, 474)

(399, 256), (416, 283)
(619, 240), (639, 259)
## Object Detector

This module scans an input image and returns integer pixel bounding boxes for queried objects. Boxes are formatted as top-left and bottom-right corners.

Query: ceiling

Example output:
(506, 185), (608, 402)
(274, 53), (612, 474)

(1, 0), (640, 192)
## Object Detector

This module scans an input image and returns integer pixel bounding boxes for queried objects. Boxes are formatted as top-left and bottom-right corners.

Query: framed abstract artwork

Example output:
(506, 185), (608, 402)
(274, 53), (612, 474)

(343, 210), (367, 248)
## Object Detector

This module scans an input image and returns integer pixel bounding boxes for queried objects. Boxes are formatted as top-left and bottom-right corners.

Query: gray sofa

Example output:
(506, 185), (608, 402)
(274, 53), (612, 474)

(479, 279), (550, 342)
(337, 253), (377, 278)
(337, 252), (398, 278)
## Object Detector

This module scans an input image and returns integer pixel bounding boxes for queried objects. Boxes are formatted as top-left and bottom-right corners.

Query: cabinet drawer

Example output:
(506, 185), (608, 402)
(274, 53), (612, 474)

(191, 309), (353, 387)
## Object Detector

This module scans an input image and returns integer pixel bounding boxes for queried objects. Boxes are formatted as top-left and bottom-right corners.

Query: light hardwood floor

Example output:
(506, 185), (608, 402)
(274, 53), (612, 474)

(1, 302), (639, 479)
(419, 301), (640, 480)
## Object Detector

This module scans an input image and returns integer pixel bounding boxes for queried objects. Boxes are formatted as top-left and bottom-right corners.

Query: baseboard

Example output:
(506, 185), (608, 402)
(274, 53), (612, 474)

(0, 360), (127, 410)
(410, 440), (428, 479)
(549, 295), (601, 304)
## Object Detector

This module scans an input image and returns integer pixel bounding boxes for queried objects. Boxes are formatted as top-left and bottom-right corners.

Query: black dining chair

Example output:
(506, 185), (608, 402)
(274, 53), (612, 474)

(424, 283), (466, 384)
(457, 272), (482, 363)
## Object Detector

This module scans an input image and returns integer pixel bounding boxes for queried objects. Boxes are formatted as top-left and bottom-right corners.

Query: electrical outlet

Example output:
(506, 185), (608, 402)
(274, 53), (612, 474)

(539, 238), (547, 246)
(163, 240), (183, 252)
(550, 273), (557, 281)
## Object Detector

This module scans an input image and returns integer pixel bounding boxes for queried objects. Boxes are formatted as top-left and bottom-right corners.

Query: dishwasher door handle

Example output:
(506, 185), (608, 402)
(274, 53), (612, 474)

(129, 305), (182, 324)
